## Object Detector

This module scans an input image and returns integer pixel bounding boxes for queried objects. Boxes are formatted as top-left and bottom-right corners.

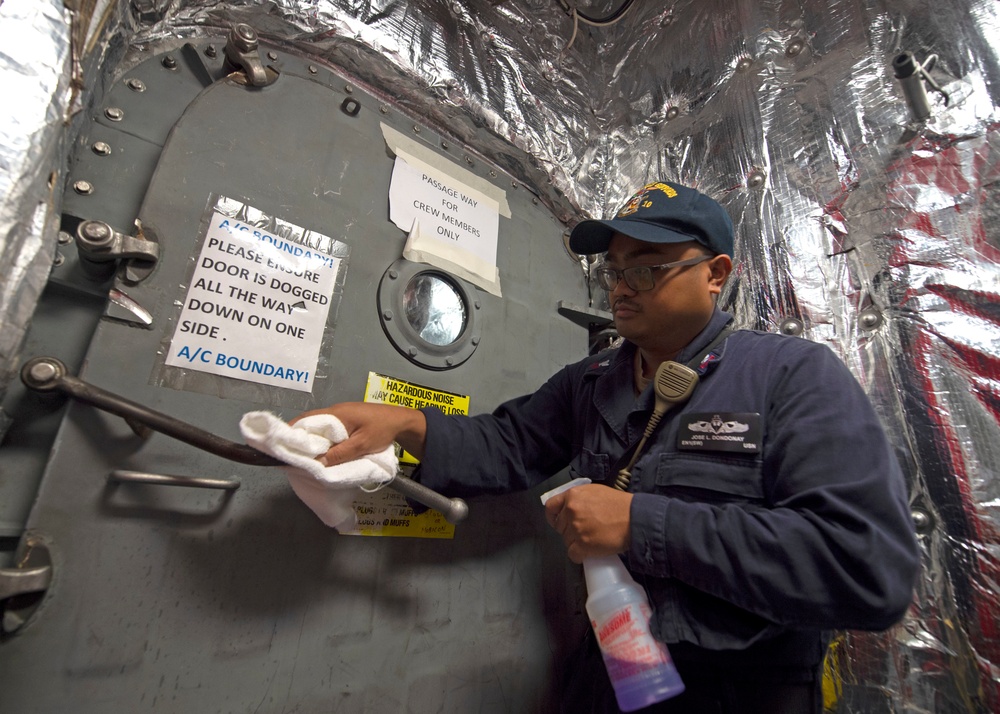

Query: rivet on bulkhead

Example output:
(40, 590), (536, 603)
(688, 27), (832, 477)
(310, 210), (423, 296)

(859, 308), (883, 330)
(785, 39), (805, 57)
(779, 317), (804, 336)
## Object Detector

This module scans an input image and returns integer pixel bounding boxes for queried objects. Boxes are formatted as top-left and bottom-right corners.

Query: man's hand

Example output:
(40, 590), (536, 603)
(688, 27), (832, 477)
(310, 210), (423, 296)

(544, 484), (632, 563)
(291, 402), (427, 466)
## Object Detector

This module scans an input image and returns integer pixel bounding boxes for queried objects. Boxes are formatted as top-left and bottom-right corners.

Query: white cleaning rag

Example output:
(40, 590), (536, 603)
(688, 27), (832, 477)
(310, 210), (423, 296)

(239, 411), (397, 532)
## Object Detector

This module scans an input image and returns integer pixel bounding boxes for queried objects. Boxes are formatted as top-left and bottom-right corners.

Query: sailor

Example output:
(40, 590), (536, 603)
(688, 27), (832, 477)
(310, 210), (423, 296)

(297, 180), (919, 713)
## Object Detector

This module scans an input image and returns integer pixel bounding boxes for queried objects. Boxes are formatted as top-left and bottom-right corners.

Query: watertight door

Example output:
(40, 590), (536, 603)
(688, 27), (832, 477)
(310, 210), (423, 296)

(0, 32), (593, 713)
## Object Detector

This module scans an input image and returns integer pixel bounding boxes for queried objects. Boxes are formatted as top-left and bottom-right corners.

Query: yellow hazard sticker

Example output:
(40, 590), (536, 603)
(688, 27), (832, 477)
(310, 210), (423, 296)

(337, 372), (470, 539)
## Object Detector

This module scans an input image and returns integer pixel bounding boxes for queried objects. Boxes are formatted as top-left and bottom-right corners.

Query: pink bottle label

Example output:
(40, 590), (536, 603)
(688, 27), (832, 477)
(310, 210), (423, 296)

(591, 602), (672, 682)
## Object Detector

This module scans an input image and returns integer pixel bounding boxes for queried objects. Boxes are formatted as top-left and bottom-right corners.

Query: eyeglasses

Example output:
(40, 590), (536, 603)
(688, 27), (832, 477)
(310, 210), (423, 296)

(595, 255), (712, 291)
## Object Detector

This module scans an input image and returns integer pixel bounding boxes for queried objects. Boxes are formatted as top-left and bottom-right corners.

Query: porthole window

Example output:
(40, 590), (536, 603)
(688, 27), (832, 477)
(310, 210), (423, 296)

(377, 259), (481, 370)
(403, 273), (466, 346)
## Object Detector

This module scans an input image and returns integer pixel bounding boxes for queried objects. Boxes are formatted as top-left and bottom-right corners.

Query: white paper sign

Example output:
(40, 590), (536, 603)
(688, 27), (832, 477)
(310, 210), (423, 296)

(165, 211), (344, 392)
(389, 155), (502, 296)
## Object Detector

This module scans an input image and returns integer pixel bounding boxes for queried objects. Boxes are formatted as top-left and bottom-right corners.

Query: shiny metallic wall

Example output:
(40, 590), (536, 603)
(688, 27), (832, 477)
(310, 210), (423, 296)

(2, 0), (998, 710)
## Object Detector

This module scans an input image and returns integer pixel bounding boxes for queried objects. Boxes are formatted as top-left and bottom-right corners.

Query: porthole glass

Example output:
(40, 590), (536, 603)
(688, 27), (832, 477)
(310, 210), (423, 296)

(403, 274), (467, 346)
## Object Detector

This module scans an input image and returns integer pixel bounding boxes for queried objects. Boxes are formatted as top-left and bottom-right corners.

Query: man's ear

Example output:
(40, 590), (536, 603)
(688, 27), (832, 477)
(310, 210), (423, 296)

(707, 254), (733, 294)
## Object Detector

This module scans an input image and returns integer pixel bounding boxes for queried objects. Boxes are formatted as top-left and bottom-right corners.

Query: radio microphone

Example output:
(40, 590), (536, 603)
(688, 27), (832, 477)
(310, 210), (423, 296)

(613, 361), (700, 491)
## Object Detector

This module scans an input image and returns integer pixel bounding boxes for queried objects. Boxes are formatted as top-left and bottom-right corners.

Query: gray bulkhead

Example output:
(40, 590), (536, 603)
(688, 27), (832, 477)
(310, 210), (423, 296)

(0, 29), (600, 713)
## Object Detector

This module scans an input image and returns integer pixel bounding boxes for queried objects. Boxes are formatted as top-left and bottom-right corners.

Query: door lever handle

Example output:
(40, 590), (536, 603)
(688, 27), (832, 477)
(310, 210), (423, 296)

(20, 356), (469, 523)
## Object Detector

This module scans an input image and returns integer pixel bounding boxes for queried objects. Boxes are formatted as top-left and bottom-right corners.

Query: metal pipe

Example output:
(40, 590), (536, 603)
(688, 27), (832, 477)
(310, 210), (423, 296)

(893, 51), (932, 122)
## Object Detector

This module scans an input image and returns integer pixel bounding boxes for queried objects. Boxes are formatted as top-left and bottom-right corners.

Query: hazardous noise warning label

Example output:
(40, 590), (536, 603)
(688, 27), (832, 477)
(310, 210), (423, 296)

(337, 372), (470, 539)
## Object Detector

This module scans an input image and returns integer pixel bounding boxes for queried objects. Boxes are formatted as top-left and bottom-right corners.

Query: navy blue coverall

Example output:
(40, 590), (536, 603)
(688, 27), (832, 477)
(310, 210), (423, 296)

(416, 308), (919, 711)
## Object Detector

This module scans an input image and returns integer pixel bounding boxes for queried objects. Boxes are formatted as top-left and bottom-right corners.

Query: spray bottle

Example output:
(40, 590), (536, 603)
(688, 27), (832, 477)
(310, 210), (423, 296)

(541, 478), (685, 712)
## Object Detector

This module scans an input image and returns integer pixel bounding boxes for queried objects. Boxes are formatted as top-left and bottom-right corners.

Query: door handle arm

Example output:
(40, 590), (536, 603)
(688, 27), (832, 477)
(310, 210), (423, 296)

(20, 356), (468, 523)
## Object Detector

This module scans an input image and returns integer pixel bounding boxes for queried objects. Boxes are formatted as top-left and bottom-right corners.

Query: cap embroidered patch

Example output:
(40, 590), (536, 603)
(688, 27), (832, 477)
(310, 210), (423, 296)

(617, 182), (679, 217)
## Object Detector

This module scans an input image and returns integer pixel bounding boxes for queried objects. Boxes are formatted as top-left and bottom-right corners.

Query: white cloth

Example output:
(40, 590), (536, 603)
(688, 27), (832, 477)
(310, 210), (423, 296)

(239, 411), (397, 531)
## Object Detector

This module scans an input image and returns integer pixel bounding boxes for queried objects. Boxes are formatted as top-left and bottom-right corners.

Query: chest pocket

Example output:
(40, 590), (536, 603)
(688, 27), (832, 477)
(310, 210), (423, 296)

(570, 447), (611, 484)
(650, 452), (764, 505)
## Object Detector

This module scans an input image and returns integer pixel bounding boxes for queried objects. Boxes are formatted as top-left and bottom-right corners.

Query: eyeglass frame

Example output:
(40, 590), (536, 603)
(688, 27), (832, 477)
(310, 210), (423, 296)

(595, 254), (713, 291)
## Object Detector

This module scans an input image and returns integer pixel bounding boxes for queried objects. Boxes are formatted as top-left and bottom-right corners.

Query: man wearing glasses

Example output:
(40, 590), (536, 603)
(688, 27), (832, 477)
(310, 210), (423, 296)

(298, 181), (918, 713)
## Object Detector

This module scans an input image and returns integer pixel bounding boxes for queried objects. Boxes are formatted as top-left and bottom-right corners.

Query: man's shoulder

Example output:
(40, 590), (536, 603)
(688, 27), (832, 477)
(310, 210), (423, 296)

(559, 342), (630, 381)
(727, 328), (840, 364)
(730, 327), (832, 349)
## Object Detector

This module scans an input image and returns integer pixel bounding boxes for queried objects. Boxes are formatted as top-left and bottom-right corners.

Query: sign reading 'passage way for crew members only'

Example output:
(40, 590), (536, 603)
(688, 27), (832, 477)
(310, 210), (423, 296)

(165, 209), (345, 392)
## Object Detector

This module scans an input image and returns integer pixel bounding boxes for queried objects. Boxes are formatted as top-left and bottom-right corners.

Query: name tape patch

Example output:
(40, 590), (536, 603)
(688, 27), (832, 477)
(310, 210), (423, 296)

(678, 412), (762, 454)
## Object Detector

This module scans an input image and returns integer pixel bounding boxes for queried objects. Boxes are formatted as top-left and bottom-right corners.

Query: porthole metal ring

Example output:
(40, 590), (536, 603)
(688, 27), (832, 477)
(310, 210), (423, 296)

(377, 259), (481, 370)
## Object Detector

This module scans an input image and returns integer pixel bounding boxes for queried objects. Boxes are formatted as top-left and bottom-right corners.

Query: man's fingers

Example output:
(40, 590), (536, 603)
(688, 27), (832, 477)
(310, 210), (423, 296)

(544, 493), (565, 528)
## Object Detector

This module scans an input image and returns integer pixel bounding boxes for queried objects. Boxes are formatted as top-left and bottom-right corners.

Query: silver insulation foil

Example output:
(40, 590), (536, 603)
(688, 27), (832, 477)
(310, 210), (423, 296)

(2, 0), (999, 710)
(0, 0), (73, 431)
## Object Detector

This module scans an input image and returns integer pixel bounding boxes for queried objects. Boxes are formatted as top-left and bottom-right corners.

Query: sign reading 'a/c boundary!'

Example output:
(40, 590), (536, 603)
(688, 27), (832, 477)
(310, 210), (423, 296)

(165, 210), (346, 392)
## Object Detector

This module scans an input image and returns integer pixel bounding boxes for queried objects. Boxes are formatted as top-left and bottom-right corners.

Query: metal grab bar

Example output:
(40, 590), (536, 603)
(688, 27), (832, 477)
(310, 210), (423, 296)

(21, 356), (469, 523)
(110, 469), (242, 491)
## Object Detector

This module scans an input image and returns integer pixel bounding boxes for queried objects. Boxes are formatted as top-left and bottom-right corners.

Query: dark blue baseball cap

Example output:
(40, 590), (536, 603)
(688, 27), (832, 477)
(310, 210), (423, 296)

(569, 181), (734, 257)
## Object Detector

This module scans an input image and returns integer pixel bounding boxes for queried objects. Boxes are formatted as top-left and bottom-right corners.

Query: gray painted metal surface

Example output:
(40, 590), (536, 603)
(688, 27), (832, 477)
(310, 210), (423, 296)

(1, 36), (591, 713)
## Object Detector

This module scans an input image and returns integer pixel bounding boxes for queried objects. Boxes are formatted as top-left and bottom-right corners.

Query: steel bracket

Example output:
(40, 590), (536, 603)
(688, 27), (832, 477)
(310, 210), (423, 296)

(0, 537), (52, 636)
(224, 23), (277, 87)
(75, 219), (160, 284)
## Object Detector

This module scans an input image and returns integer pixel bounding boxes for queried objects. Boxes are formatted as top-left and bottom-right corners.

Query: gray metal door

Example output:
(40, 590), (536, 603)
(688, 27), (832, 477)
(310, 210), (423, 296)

(0, 28), (597, 713)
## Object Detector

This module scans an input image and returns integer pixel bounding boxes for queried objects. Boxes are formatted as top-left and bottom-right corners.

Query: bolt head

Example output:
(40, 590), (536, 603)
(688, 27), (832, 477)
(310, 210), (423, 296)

(29, 361), (58, 383)
(92, 141), (111, 156)
(73, 180), (93, 195)
(79, 221), (113, 245)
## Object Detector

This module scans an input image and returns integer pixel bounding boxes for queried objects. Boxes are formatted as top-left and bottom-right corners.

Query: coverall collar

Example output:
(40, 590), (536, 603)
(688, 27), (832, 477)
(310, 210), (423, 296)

(593, 308), (735, 444)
